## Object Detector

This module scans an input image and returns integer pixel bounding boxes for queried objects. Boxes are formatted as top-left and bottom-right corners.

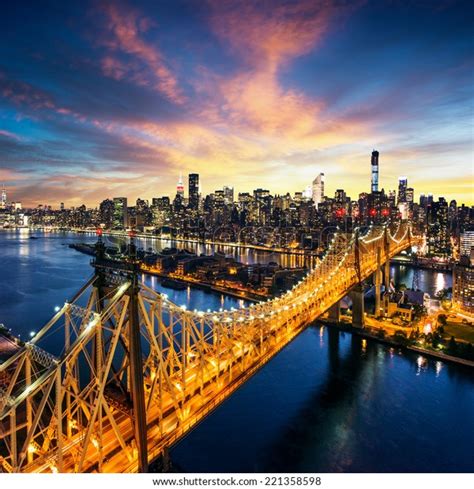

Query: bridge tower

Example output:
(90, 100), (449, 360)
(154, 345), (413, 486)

(384, 227), (391, 290)
(351, 229), (365, 328)
(93, 230), (149, 472)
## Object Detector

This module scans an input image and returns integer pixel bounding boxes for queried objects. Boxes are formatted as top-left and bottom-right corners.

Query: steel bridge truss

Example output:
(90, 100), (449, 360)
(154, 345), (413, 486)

(0, 223), (422, 473)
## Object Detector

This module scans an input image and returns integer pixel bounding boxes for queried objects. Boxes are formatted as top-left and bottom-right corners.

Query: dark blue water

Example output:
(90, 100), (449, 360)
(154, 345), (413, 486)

(0, 230), (472, 472)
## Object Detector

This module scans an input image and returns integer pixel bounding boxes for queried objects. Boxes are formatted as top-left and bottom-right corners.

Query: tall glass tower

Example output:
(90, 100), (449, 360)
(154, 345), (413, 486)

(188, 173), (200, 210)
(371, 150), (379, 193)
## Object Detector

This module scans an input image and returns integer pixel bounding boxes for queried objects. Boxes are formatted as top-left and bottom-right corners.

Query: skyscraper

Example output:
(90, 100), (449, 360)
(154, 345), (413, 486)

(460, 230), (474, 258)
(398, 177), (408, 203)
(113, 197), (128, 229)
(188, 173), (200, 210)
(312, 173), (324, 208)
(176, 173), (184, 199)
(223, 186), (234, 205)
(0, 185), (6, 209)
(371, 150), (379, 193)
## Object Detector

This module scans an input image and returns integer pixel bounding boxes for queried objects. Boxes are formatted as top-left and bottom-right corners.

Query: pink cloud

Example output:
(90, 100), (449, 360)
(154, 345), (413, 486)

(0, 129), (21, 140)
(208, 0), (336, 72)
(192, 1), (363, 141)
(98, 3), (185, 103)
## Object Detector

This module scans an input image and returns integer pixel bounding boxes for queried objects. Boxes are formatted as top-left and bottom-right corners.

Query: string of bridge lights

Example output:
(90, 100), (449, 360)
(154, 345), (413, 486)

(152, 223), (411, 324)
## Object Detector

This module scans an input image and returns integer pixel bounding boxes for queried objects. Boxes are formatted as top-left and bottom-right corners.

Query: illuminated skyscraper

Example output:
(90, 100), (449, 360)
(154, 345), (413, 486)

(460, 230), (474, 258)
(312, 173), (324, 208)
(188, 173), (200, 210)
(113, 197), (128, 229)
(223, 186), (234, 205)
(371, 150), (379, 193)
(398, 177), (408, 203)
(0, 185), (6, 209)
(176, 173), (184, 198)
(453, 262), (474, 313)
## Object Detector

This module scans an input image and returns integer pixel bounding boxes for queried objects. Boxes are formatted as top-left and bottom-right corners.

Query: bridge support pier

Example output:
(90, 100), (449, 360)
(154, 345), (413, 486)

(328, 301), (341, 322)
(351, 284), (365, 328)
(384, 259), (390, 291)
(374, 248), (383, 318)
(128, 243), (149, 473)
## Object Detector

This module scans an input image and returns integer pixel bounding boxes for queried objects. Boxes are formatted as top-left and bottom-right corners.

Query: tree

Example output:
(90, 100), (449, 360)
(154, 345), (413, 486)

(441, 299), (452, 311)
(447, 336), (457, 354)
(435, 288), (451, 301)
(431, 331), (442, 348)
(413, 304), (427, 319)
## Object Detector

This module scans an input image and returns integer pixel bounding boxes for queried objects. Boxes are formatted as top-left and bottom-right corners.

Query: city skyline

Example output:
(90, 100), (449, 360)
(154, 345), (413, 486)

(0, 1), (473, 207)
(1, 159), (469, 210)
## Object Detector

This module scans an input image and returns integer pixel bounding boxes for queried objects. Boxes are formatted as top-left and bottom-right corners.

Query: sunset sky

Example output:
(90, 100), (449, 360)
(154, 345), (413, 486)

(0, 0), (473, 207)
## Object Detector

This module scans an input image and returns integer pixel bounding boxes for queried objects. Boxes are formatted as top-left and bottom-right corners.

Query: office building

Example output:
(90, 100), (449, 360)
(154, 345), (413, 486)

(312, 173), (324, 208)
(371, 150), (379, 193)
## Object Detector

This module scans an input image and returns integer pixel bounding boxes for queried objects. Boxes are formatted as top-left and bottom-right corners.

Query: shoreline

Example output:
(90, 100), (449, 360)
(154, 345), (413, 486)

(12, 226), (320, 257)
(142, 268), (266, 303)
(320, 318), (474, 368)
(2, 227), (454, 273)
(67, 242), (271, 303)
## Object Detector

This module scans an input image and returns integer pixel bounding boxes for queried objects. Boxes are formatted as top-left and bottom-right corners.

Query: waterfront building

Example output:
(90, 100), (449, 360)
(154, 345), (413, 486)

(453, 258), (474, 313)
(98, 199), (115, 228)
(0, 185), (6, 209)
(112, 197), (128, 229)
(460, 229), (474, 258)
(427, 198), (451, 256)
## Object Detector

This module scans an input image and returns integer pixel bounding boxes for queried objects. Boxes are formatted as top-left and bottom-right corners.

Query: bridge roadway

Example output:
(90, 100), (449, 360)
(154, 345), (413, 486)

(0, 224), (422, 473)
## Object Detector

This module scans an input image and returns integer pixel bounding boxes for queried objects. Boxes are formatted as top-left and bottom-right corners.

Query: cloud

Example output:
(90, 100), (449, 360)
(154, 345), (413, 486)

(0, 0), (472, 207)
(208, 0), (336, 70)
(97, 2), (185, 103)
(0, 129), (21, 141)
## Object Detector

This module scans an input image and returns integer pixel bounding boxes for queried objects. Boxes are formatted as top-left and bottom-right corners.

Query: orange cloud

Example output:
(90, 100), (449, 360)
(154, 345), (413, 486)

(208, 0), (334, 71)
(193, 0), (363, 144)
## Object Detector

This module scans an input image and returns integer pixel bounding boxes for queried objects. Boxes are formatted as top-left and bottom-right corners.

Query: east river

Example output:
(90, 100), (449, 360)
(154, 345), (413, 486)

(0, 230), (473, 472)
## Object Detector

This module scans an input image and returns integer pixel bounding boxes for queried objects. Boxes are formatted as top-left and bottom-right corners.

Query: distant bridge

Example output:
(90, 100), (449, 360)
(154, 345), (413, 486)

(0, 223), (423, 473)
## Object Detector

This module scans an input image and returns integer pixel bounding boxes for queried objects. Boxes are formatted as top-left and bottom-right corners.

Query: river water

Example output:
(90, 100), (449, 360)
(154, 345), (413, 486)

(0, 230), (472, 472)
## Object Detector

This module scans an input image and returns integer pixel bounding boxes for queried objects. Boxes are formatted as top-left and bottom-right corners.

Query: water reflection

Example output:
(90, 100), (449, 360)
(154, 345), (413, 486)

(435, 272), (446, 293)
(171, 326), (474, 472)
